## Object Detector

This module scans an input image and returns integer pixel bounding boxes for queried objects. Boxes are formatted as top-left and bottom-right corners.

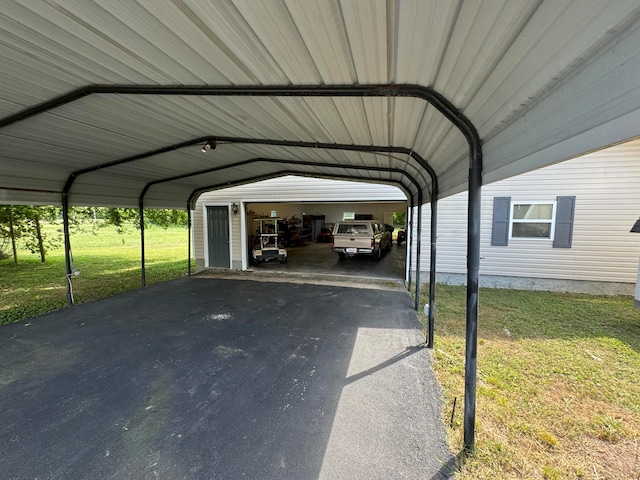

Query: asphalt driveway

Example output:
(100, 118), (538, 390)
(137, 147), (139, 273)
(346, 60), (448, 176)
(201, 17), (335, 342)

(0, 276), (454, 479)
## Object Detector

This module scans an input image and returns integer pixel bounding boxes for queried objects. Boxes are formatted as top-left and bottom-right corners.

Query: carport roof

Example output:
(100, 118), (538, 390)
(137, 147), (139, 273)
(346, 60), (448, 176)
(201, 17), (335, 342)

(1, 1), (640, 209)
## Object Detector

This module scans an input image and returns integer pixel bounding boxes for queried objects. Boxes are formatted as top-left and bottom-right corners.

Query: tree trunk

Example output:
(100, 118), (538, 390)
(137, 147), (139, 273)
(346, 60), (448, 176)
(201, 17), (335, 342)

(35, 212), (45, 262)
(8, 207), (17, 264)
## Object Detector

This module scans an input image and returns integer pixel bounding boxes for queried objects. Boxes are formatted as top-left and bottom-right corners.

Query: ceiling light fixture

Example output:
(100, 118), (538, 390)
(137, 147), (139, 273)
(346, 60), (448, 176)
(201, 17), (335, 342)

(201, 140), (216, 153)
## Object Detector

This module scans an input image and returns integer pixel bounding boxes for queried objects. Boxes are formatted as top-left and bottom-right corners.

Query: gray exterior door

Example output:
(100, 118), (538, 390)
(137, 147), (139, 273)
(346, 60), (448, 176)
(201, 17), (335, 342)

(207, 206), (230, 267)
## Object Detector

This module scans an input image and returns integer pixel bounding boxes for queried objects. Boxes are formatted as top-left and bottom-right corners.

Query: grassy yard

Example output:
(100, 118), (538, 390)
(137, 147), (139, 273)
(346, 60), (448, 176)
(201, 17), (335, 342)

(0, 222), (191, 325)
(422, 285), (640, 479)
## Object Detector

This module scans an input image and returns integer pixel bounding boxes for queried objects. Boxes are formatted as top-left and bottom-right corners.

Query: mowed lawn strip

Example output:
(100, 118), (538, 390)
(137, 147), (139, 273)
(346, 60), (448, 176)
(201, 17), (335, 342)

(0, 223), (190, 325)
(423, 285), (640, 479)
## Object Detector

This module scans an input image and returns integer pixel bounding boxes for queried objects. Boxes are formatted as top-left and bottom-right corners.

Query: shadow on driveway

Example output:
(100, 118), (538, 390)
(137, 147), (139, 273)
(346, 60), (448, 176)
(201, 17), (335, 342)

(0, 277), (454, 479)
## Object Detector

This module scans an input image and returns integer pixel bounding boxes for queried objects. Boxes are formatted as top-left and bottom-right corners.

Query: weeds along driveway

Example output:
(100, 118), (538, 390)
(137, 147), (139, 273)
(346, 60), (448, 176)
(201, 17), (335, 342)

(0, 276), (454, 480)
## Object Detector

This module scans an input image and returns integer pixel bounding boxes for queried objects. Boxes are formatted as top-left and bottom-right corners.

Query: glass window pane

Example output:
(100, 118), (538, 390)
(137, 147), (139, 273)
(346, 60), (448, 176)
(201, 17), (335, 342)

(512, 222), (551, 238)
(337, 223), (368, 234)
(513, 204), (553, 220)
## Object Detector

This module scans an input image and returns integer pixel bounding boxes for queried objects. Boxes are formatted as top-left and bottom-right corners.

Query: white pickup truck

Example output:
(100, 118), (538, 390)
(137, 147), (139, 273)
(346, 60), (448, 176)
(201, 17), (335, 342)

(331, 220), (391, 261)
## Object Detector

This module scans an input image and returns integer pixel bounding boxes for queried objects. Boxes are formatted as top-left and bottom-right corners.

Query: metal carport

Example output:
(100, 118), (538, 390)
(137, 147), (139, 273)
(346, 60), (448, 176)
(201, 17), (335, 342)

(2, 1), (640, 450)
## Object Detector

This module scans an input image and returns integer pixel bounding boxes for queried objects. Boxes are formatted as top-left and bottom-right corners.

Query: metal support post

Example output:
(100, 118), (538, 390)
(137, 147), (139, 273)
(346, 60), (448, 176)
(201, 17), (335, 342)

(407, 205), (413, 290)
(62, 193), (73, 306)
(427, 194), (438, 348)
(414, 193), (423, 311)
(139, 200), (146, 287)
(464, 157), (482, 451)
(187, 208), (192, 276)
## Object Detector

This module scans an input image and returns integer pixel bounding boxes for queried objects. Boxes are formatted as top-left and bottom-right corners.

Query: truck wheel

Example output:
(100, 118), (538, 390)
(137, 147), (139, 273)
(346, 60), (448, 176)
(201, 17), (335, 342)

(374, 247), (382, 261)
(338, 252), (346, 259)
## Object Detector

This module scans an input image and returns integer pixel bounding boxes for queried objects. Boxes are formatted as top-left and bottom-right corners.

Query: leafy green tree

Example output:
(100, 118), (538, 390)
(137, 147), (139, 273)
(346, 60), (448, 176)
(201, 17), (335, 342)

(0, 205), (60, 262)
(0, 206), (23, 262)
(0, 205), (188, 262)
(96, 207), (187, 231)
(393, 211), (406, 228)
(145, 209), (188, 228)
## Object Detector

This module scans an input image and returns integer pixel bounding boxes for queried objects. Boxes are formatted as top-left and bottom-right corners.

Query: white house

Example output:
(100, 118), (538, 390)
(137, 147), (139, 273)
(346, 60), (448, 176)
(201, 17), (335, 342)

(193, 140), (640, 295)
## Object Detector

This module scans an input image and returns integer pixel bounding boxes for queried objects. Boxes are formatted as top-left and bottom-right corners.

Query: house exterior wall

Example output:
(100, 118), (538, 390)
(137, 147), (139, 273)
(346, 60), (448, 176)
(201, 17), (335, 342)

(193, 203), (242, 271)
(411, 139), (640, 294)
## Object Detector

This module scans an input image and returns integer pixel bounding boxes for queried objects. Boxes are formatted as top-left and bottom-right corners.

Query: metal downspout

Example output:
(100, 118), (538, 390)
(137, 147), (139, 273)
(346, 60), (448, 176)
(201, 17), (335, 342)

(62, 193), (73, 306)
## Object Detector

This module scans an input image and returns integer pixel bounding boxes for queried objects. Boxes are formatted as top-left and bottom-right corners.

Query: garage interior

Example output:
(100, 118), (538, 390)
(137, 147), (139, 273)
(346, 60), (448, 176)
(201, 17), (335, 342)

(242, 200), (407, 278)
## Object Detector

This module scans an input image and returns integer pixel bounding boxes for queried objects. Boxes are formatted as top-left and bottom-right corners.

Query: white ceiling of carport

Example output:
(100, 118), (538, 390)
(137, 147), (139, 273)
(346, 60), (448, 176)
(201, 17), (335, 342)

(1, 1), (640, 209)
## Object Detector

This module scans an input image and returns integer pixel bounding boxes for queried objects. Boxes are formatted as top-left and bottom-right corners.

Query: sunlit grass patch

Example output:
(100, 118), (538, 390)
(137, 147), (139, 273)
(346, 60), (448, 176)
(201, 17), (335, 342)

(0, 224), (190, 325)
(422, 284), (640, 479)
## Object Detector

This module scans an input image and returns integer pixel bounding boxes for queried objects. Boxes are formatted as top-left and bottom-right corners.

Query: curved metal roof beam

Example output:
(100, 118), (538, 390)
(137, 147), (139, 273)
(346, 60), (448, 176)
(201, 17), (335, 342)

(140, 157), (421, 208)
(0, 84), (479, 156)
(0, 84), (465, 200)
(185, 170), (414, 210)
(182, 162), (418, 211)
(62, 134), (433, 200)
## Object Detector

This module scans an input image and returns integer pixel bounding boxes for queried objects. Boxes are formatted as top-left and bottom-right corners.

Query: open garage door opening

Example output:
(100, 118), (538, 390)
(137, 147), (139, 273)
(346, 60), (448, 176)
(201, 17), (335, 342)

(192, 177), (409, 283)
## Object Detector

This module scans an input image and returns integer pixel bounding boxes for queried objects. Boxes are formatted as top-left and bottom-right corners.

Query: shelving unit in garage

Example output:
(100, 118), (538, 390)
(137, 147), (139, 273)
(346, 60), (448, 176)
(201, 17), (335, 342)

(300, 215), (313, 244)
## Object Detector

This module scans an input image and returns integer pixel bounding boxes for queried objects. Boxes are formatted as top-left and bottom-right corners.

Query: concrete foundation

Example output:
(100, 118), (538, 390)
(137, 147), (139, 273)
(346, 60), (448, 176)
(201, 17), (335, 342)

(431, 272), (635, 296)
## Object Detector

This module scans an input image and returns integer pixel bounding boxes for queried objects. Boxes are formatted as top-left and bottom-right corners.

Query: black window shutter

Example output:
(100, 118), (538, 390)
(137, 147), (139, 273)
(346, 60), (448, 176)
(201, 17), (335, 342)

(553, 196), (576, 248)
(491, 197), (511, 246)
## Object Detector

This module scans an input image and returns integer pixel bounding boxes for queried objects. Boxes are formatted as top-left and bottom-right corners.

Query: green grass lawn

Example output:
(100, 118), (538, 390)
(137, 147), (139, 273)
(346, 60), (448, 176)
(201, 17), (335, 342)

(0, 222), (191, 324)
(422, 285), (640, 479)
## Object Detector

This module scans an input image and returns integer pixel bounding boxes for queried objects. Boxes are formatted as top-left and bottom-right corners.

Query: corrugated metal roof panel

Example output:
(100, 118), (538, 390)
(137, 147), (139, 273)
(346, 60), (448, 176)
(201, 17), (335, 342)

(1, 0), (639, 208)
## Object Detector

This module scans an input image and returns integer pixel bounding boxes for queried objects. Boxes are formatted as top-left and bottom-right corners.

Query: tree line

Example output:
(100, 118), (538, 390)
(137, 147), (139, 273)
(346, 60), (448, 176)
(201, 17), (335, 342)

(0, 206), (187, 263)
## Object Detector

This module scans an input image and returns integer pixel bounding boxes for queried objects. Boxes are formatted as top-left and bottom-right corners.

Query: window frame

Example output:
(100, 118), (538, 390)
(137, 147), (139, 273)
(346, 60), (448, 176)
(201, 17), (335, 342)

(508, 201), (557, 241)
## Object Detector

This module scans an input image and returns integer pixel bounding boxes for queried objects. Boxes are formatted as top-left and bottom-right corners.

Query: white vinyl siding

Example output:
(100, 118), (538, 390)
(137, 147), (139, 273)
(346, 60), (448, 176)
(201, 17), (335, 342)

(194, 204), (239, 269)
(413, 139), (640, 284)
